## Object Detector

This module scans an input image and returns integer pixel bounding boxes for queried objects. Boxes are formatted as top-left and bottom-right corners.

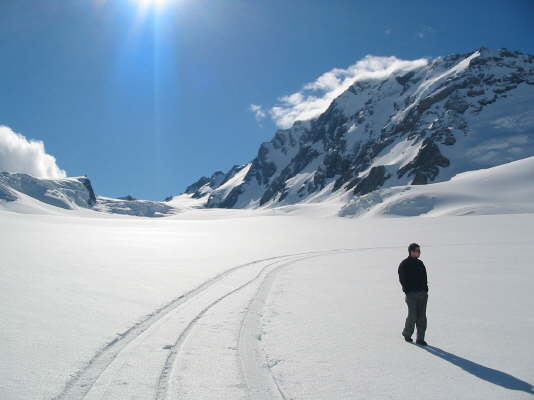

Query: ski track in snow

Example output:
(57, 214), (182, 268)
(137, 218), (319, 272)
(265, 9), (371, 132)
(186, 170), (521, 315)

(237, 246), (401, 400)
(153, 254), (309, 399)
(52, 249), (355, 400)
(156, 253), (329, 400)
(50, 242), (513, 400)
(237, 254), (329, 400)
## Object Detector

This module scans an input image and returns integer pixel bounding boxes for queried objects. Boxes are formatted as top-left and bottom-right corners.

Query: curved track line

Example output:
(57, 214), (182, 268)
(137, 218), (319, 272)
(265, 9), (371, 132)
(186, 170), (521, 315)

(154, 253), (316, 400)
(237, 249), (355, 400)
(238, 246), (407, 400)
(52, 251), (328, 400)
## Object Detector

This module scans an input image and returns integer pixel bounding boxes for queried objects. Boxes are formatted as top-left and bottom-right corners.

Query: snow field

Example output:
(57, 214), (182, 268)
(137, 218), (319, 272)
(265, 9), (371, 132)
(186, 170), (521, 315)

(1, 210), (533, 399)
(262, 244), (534, 399)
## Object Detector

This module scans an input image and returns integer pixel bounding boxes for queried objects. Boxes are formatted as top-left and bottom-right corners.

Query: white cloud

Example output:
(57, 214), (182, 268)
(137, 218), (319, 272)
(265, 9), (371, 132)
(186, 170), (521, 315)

(263, 55), (429, 129)
(249, 104), (267, 121)
(0, 125), (66, 178)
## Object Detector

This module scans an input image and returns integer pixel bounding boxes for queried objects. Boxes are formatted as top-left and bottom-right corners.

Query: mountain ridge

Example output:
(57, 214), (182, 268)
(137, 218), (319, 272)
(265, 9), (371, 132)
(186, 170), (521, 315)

(2, 46), (533, 217)
(170, 46), (534, 210)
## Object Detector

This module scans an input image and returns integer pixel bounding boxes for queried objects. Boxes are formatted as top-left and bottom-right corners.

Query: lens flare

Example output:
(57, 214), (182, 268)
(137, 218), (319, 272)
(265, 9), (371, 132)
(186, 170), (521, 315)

(134, 0), (168, 9)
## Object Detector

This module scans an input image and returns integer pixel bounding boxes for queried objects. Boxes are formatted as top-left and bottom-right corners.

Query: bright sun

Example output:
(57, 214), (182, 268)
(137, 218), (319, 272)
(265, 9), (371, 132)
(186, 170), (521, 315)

(136, 0), (168, 8)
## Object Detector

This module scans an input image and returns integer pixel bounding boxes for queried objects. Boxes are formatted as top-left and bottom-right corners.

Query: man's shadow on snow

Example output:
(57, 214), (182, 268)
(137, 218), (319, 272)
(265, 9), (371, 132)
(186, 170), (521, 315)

(415, 345), (534, 395)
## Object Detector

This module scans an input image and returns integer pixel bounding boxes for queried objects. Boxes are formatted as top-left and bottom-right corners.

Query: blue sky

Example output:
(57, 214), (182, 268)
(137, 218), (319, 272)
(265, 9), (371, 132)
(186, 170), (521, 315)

(0, 0), (533, 200)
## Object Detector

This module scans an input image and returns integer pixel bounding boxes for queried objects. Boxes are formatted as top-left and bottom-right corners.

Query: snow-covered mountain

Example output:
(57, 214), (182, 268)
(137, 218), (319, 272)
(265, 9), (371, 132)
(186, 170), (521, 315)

(2, 47), (533, 218)
(171, 47), (534, 209)
(0, 172), (176, 217)
(0, 172), (97, 210)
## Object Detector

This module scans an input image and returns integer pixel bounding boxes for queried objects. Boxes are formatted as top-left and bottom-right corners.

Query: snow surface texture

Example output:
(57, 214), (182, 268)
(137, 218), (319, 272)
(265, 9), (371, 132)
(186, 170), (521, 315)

(1, 200), (533, 399)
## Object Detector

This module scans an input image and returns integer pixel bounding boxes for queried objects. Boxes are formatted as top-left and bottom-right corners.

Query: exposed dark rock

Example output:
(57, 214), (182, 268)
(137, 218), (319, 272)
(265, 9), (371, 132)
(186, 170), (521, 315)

(482, 74), (500, 85)
(395, 71), (416, 86)
(324, 152), (348, 179)
(185, 176), (210, 194)
(445, 96), (469, 113)
(418, 85), (458, 112)
(354, 166), (388, 195)
(259, 146), (320, 205)
(345, 176), (361, 191)
(219, 165), (246, 186)
(494, 85), (517, 94)
(431, 128), (456, 145)
(79, 177), (97, 206)
(470, 57), (488, 66)
(312, 168), (326, 190)
(118, 195), (136, 201)
(0, 177), (17, 201)
(478, 96), (497, 106)
(467, 89), (485, 97)
(259, 176), (286, 206)
(397, 139), (450, 184)
(218, 185), (244, 208)
(250, 143), (278, 186)
(186, 166), (248, 199)
(307, 105), (349, 149)
(499, 49), (518, 58)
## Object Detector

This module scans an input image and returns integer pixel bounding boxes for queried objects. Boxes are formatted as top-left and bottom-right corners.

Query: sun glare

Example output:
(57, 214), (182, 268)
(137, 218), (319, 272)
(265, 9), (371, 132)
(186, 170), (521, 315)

(135, 0), (168, 9)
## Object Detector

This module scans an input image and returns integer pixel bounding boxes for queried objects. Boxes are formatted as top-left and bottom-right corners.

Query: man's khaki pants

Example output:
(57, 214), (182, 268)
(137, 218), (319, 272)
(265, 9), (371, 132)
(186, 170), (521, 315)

(402, 291), (428, 341)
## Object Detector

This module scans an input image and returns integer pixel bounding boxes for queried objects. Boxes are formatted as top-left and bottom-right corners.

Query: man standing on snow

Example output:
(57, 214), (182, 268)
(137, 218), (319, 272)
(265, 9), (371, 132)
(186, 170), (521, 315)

(398, 243), (429, 346)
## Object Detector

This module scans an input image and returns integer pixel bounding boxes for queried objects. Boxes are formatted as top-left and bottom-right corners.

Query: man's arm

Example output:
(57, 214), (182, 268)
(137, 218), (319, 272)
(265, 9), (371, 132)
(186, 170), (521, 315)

(398, 261), (407, 293)
(421, 260), (429, 292)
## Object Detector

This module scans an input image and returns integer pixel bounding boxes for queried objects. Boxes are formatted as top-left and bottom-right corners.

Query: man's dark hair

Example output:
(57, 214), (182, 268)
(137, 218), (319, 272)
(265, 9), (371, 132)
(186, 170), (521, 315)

(408, 243), (420, 254)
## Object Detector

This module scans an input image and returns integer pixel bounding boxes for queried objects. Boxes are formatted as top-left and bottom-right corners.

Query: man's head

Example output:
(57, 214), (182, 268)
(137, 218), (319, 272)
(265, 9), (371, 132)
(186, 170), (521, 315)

(408, 243), (421, 258)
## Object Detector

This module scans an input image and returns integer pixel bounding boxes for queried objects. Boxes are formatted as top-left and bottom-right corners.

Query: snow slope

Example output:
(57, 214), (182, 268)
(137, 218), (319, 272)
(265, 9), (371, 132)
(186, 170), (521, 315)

(1, 206), (533, 399)
(0, 172), (96, 211)
(340, 156), (534, 217)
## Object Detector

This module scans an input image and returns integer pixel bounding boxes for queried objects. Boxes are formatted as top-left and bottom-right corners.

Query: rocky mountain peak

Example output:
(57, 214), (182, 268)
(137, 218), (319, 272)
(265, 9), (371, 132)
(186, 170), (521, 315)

(177, 47), (534, 210)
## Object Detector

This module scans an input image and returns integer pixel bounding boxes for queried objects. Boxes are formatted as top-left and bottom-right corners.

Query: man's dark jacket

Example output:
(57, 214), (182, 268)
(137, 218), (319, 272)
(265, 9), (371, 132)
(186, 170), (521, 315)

(398, 256), (429, 293)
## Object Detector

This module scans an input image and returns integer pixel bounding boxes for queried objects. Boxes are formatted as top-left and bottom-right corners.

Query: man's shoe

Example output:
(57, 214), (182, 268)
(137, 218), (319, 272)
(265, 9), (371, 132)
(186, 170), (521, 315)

(416, 339), (428, 346)
(403, 336), (413, 343)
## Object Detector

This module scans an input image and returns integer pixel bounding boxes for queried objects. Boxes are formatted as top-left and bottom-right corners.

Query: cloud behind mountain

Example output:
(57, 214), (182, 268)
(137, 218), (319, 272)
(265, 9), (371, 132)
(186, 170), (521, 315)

(0, 125), (66, 179)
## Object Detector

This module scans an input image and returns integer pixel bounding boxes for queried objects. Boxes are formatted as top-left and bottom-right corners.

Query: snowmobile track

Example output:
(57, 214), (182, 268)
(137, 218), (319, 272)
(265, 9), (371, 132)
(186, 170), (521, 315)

(237, 249), (355, 400)
(52, 249), (348, 400)
(154, 248), (354, 400)
(154, 253), (320, 399)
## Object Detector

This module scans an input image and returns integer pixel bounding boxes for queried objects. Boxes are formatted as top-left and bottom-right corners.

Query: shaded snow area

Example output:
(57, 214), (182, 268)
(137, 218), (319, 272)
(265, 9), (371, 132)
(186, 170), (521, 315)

(1, 205), (533, 399)
(340, 156), (534, 217)
(0, 172), (95, 212)
(93, 196), (177, 218)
